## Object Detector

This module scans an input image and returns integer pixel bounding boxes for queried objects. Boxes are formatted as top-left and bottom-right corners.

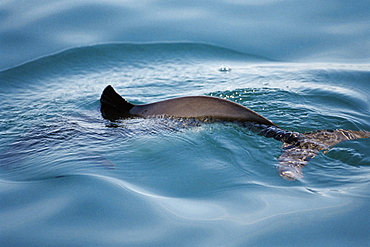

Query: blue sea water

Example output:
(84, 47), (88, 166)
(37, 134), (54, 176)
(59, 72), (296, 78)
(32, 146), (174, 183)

(1, 43), (370, 246)
(1, 1), (370, 247)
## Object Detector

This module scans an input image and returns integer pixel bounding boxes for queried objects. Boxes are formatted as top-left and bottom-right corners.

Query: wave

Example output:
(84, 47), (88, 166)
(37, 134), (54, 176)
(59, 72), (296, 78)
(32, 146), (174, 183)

(1, 42), (272, 73)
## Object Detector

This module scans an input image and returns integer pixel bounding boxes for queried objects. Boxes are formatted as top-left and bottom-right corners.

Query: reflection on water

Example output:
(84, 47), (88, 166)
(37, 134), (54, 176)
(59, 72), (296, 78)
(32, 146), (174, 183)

(1, 0), (369, 70)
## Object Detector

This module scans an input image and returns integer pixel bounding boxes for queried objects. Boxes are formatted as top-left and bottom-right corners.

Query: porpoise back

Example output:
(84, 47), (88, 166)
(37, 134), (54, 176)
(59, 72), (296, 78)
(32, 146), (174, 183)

(100, 85), (276, 126)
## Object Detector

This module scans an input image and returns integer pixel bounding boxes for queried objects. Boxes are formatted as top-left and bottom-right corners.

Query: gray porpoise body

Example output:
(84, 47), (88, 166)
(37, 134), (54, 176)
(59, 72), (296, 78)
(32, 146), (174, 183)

(130, 96), (275, 126)
(100, 85), (370, 181)
(100, 85), (275, 125)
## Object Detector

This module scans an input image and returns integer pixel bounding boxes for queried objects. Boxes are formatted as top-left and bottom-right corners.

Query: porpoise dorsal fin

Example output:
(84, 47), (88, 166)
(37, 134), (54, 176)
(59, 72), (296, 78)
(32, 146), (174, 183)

(277, 129), (370, 180)
(100, 85), (134, 121)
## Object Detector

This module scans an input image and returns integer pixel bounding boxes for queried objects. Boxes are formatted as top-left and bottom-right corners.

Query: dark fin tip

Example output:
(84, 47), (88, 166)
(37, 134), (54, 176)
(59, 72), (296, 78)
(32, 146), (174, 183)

(100, 85), (134, 121)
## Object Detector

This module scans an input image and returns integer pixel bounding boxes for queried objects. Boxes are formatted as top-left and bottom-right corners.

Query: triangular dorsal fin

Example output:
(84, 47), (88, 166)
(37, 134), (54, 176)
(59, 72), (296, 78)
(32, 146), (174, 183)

(277, 129), (370, 180)
(100, 85), (134, 121)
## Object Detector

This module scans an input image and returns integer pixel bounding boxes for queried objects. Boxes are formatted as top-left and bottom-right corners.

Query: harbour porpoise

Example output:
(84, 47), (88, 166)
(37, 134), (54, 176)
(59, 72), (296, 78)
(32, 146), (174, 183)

(100, 85), (275, 126)
(100, 85), (370, 180)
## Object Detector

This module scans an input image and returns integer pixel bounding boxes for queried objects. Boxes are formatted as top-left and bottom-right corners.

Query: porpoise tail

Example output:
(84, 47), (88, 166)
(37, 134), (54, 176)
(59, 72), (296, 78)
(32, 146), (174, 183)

(277, 129), (370, 180)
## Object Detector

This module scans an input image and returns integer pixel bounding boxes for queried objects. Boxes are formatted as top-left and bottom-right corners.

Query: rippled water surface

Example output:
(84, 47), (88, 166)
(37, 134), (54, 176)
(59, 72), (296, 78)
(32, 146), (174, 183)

(1, 43), (369, 246)
(2, 0), (369, 70)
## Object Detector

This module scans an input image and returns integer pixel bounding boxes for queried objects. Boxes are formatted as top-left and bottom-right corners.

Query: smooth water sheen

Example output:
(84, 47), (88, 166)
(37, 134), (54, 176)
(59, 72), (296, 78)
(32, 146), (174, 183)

(1, 43), (370, 246)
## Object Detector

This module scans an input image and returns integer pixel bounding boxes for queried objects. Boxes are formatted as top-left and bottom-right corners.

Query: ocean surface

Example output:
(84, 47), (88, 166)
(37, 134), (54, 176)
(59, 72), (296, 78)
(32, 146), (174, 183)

(1, 1), (370, 246)
(1, 43), (369, 246)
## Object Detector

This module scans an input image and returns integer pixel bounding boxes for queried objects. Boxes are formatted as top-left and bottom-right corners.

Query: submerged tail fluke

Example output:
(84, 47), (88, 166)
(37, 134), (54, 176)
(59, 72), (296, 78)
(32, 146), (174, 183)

(277, 129), (370, 180)
(100, 85), (134, 121)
